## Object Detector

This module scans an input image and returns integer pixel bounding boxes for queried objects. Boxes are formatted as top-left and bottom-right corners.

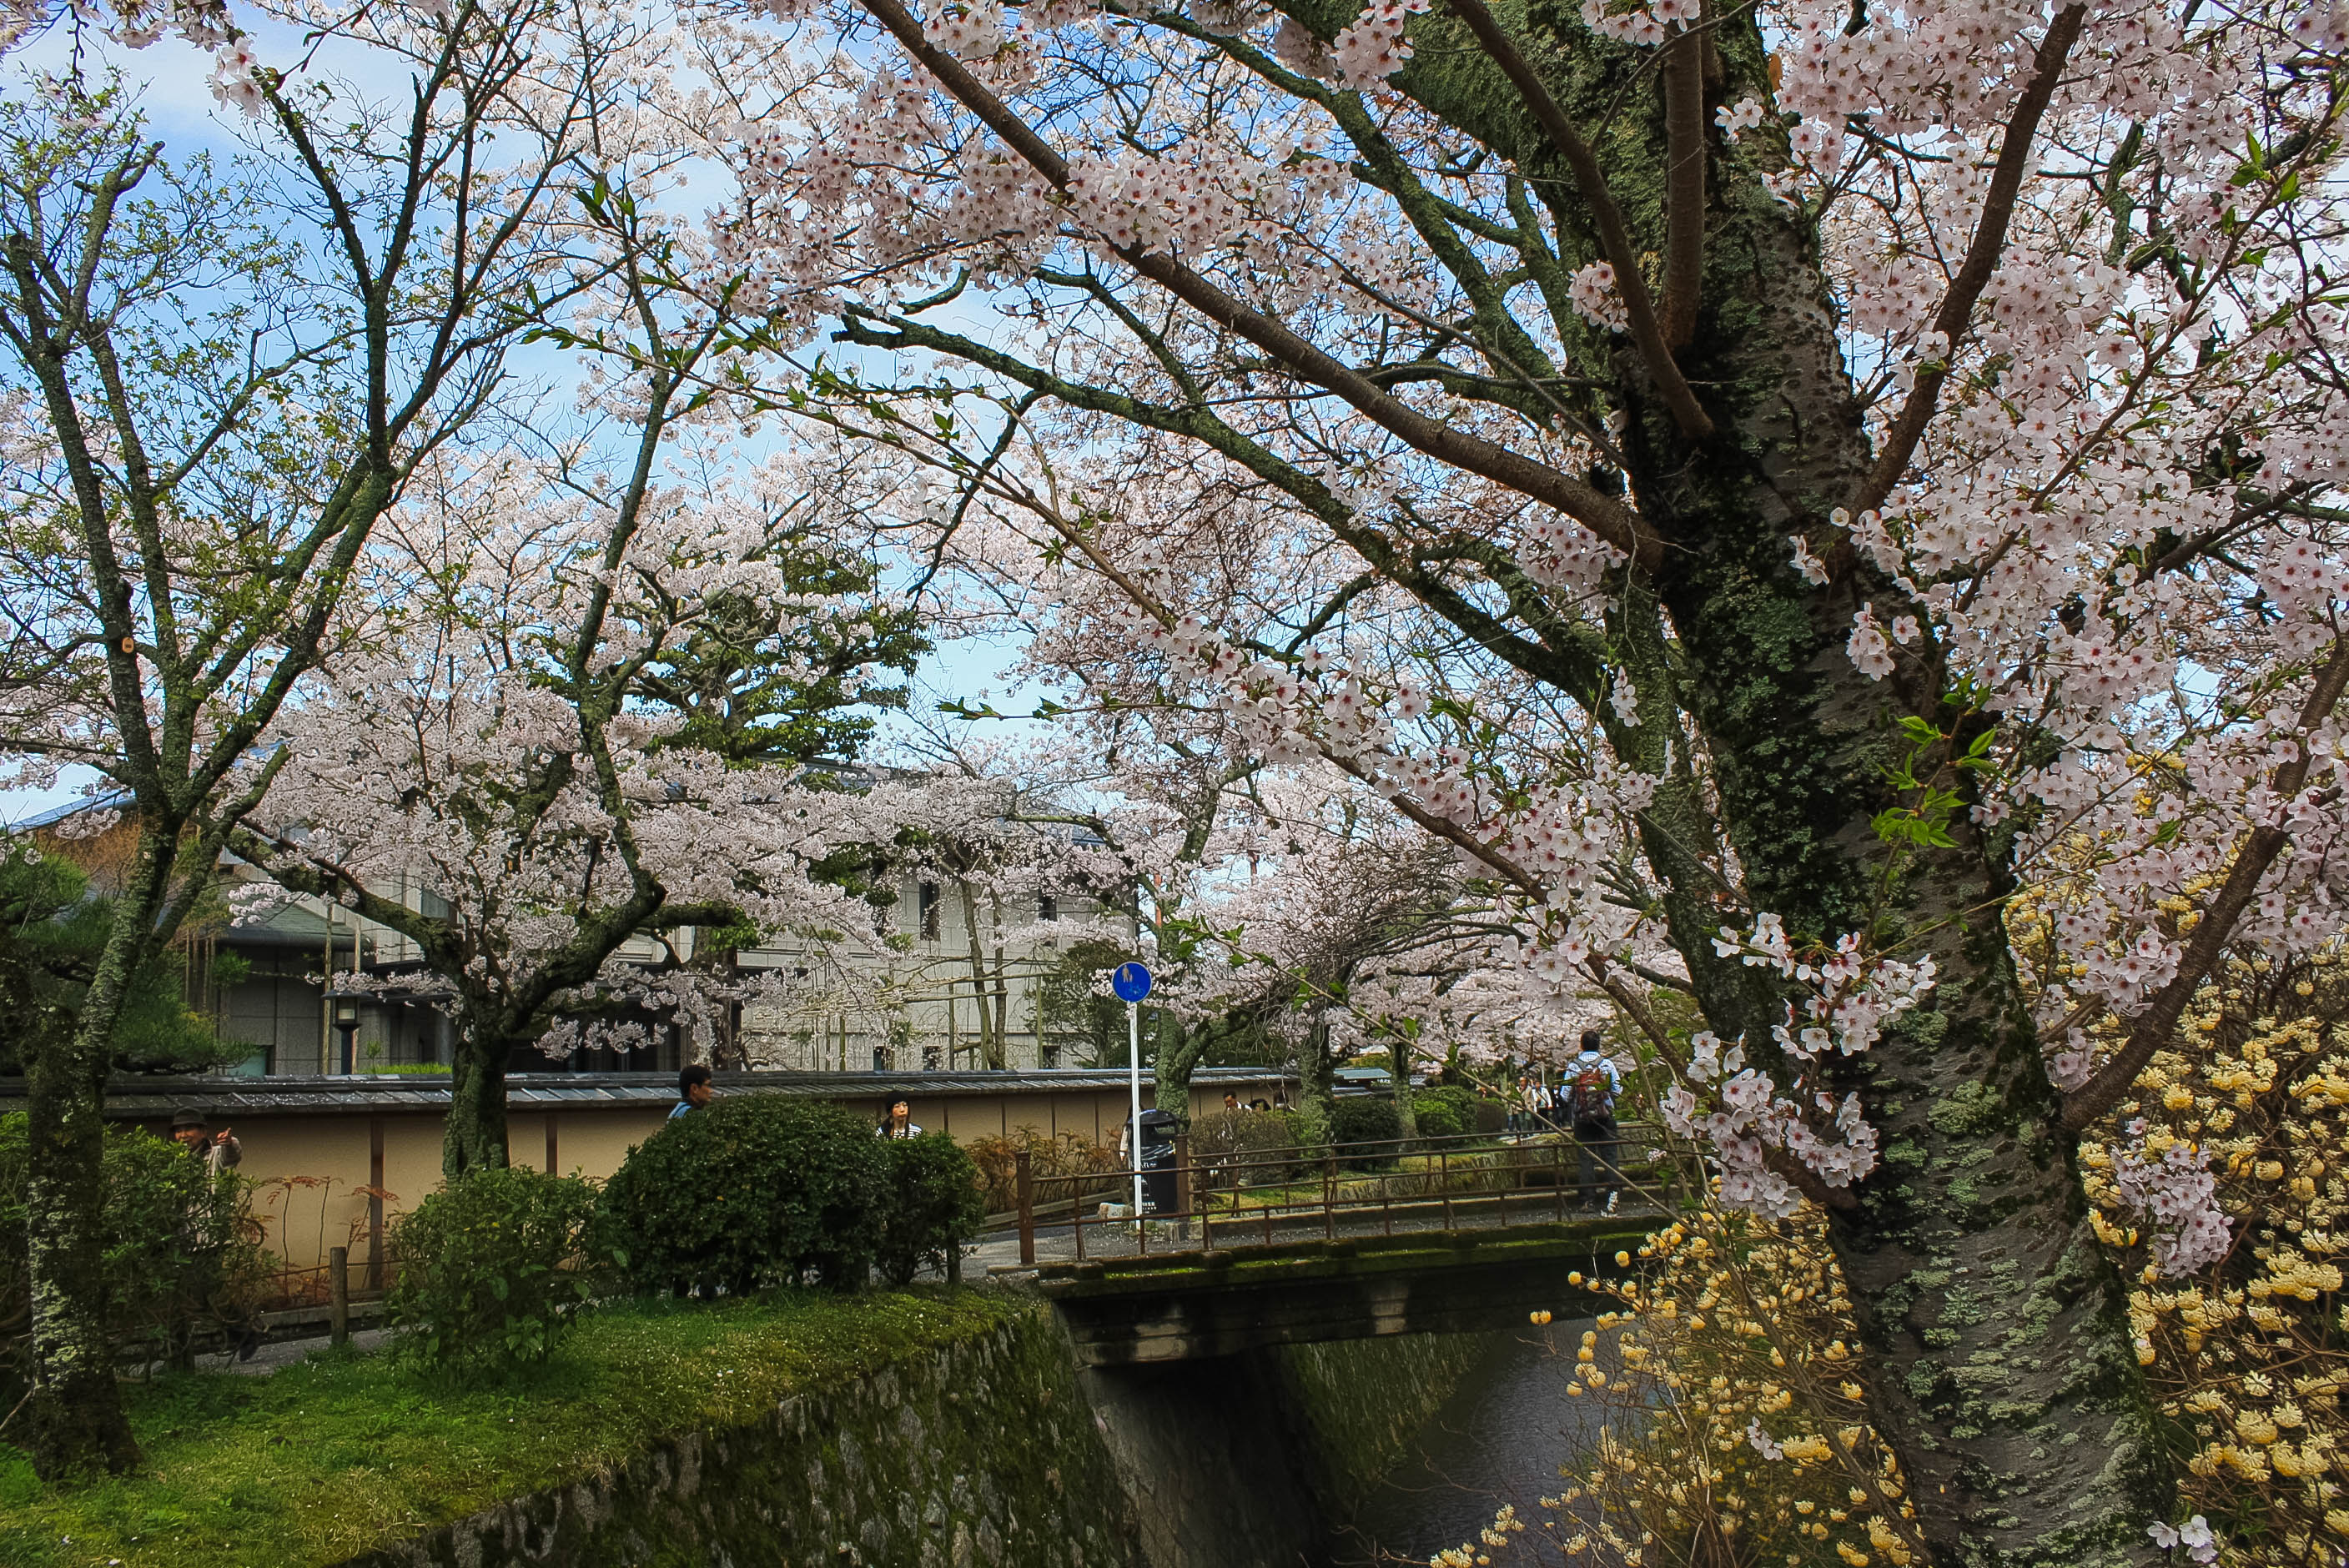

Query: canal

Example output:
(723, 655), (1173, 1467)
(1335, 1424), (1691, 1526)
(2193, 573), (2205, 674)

(1330, 1321), (1609, 1566)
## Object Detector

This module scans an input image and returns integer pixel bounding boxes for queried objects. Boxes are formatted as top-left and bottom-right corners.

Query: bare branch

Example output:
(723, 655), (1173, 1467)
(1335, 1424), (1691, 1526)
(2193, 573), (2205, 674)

(1444, 0), (1713, 438)
(1660, 25), (1707, 348)
(849, 0), (1662, 573)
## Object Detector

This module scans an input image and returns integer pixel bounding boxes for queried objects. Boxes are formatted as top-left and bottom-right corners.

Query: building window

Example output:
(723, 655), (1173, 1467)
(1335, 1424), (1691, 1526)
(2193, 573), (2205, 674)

(1039, 892), (1058, 922)
(1041, 1040), (1060, 1069)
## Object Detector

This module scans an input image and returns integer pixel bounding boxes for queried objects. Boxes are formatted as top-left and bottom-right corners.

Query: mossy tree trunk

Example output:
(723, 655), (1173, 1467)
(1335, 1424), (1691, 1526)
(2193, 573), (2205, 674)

(18, 826), (174, 1477)
(837, 1), (2175, 1555)
(444, 1015), (516, 1180)
(1386, 13), (2168, 1557)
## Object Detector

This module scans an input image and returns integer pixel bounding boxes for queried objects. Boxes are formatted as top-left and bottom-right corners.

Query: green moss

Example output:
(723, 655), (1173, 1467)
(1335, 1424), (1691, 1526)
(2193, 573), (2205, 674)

(1270, 1333), (1496, 1514)
(0, 1289), (1018, 1568)
(1929, 1081), (2009, 1138)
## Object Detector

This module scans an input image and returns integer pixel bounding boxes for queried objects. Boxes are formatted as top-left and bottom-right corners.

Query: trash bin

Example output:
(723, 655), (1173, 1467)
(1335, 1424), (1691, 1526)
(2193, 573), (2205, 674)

(1135, 1108), (1180, 1214)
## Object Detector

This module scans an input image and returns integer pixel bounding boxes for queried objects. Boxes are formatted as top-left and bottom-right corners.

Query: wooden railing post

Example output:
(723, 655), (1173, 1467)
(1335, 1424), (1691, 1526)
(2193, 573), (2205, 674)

(366, 1116), (385, 1292)
(329, 1245), (350, 1348)
(1015, 1150), (1036, 1267)
(1322, 1153), (1337, 1241)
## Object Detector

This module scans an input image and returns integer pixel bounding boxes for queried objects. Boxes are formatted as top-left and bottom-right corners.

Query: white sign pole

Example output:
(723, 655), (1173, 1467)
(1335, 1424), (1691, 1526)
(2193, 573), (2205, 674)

(1112, 960), (1154, 1225)
(1129, 998), (1144, 1219)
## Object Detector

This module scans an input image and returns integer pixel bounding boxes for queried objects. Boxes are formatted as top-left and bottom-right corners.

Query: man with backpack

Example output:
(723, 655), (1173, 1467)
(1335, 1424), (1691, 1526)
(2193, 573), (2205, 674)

(1562, 1030), (1624, 1215)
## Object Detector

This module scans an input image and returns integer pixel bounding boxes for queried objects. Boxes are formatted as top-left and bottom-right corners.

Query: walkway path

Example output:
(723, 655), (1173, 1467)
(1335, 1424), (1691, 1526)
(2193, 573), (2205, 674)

(973, 1194), (1662, 1274)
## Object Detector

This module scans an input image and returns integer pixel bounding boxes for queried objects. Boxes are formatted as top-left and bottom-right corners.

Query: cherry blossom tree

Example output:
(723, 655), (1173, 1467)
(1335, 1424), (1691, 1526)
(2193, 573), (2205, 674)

(230, 416), (925, 1175)
(682, 0), (2349, 1556)
(0, 0), (626, 1476)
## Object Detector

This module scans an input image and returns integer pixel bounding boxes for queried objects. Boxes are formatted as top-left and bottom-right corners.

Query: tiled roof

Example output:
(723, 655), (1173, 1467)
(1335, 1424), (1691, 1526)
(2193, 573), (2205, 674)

(0, 1066), (1300, 1118)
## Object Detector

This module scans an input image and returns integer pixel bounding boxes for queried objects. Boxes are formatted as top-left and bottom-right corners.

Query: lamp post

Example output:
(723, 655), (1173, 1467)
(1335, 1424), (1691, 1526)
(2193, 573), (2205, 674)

(333, 998), (360, 1074)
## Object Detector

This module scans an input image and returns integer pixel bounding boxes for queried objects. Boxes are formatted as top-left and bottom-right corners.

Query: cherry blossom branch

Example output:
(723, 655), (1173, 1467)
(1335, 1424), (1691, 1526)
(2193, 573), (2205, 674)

(822, 318), (1615, 701)
(1442, 0), (1713, 438)
(1588, 959), (1859, 1213)
(848, 0), (1662, 573)
(1320, 748), (1548, 896)
(227, 823), (459, 963)
(2064, 633), (2349, 1130)
(1659, 24), (1707, 349)
(1849, 3), (2087, 518)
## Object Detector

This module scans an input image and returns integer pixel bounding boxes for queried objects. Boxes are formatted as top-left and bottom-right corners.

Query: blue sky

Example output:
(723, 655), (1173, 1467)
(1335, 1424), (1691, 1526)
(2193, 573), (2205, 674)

(0, 18), (1074, 831)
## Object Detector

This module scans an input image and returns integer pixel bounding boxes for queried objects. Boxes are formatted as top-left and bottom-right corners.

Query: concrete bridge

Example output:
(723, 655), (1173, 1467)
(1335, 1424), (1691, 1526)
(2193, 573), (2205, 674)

(1031, 1220), (1647, 1366)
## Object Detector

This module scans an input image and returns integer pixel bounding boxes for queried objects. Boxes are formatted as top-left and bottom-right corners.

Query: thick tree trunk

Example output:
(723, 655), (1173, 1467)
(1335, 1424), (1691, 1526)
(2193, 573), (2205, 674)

(1294, 1017), (1337, 1133)
(1634, 71), (2170, 1563)
(1151, 1011), (1201, 1118)
(444, 1023), (512, 1181)
(20, 829), (174, 1477)
(1386, 1052), (1418, 1140)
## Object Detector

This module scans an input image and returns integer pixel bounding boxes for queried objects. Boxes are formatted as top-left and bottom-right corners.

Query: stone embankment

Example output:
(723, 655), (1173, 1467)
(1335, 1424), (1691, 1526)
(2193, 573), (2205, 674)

(342, 1292), (1491, 1568)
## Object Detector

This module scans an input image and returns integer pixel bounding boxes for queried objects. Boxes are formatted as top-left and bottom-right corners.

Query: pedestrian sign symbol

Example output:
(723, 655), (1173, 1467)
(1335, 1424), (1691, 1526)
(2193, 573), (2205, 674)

(1112, 962), (1154, 1002)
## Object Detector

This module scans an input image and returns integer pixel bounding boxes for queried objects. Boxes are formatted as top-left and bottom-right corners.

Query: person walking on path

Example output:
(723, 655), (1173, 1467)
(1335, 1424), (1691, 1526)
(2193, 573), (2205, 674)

(670, 1063), (714, 1119)
(876, 1095), (923, 1138)
(1562, 1032), (1625, 1215)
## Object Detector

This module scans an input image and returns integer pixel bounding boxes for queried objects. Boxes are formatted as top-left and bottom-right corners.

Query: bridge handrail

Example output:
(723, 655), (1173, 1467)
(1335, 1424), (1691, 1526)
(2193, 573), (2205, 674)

(1003, 1124), (1674, 1266)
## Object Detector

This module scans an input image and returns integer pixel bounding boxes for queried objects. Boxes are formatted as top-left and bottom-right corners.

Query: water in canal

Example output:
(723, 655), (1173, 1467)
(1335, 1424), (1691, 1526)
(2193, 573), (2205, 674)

(1330, 1322), (1609, 1567)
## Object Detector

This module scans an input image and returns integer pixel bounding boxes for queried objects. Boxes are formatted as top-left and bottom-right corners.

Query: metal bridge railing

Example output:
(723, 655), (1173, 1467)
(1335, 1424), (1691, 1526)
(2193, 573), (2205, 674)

(1006, 1127), (1670, 1266)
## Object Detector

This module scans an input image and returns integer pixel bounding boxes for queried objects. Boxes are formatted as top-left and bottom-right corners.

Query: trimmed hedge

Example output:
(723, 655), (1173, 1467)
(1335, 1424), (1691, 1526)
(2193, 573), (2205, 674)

(1326, 1097), (1404, 1169)
(387, 1166), (603, 1380)
(1188, 1108), (1311, 1183)
(875, 1133), (985, 1286)
(596, 1097), (888, 1295)
(0, 1113), (265, 1383)
(1409, 1086), (1475, 1140)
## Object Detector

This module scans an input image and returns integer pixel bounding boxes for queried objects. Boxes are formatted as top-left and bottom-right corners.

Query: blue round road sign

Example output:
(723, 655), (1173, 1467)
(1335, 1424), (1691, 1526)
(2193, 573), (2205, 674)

(1112, 961), (1154, 1002)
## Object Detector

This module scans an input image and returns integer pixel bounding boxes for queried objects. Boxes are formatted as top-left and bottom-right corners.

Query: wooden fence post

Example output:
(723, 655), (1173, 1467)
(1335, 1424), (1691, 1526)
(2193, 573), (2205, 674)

(366, 1117), (385, 1292)
(1015, 1150), (1035, 1267)
(329, 1245), (350, 1348)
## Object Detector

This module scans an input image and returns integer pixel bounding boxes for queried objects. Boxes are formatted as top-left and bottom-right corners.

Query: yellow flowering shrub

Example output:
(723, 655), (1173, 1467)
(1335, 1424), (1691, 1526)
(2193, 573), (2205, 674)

(1441, 1204), (1921, 1568)
(1435, 943), (2345, 1567)
(2081, 950), (2349, 1565)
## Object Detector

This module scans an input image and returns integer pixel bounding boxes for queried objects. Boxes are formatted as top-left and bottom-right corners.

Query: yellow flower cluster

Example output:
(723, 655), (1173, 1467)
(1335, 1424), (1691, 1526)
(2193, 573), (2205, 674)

(1436, 1205), (1920, 1568)
(1429, 924), (2346, 1567)
(2080, 950), (2349, 1563)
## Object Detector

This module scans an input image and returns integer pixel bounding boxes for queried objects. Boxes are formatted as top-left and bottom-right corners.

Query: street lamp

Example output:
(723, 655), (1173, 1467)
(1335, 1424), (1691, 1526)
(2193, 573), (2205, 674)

(333, 998), (360, 1075)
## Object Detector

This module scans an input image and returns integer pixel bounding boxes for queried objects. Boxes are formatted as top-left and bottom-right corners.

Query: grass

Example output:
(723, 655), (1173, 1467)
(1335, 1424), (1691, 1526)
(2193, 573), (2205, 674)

(0, 1289), (1018, 1568)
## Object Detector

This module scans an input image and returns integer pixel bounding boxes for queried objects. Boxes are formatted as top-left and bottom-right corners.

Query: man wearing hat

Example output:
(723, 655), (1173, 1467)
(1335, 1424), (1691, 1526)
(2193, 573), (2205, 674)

(170, 1109), (242, 1173)
(168, 1109), (260, 1360)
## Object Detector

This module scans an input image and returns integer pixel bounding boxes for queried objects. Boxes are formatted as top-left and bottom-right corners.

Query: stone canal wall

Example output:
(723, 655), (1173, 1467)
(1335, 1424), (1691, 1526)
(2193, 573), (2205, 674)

(341, 1294), (1494, 1568)
(345, 1301), (1144, 1568)
(1084, 1331), (1496, 1568)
